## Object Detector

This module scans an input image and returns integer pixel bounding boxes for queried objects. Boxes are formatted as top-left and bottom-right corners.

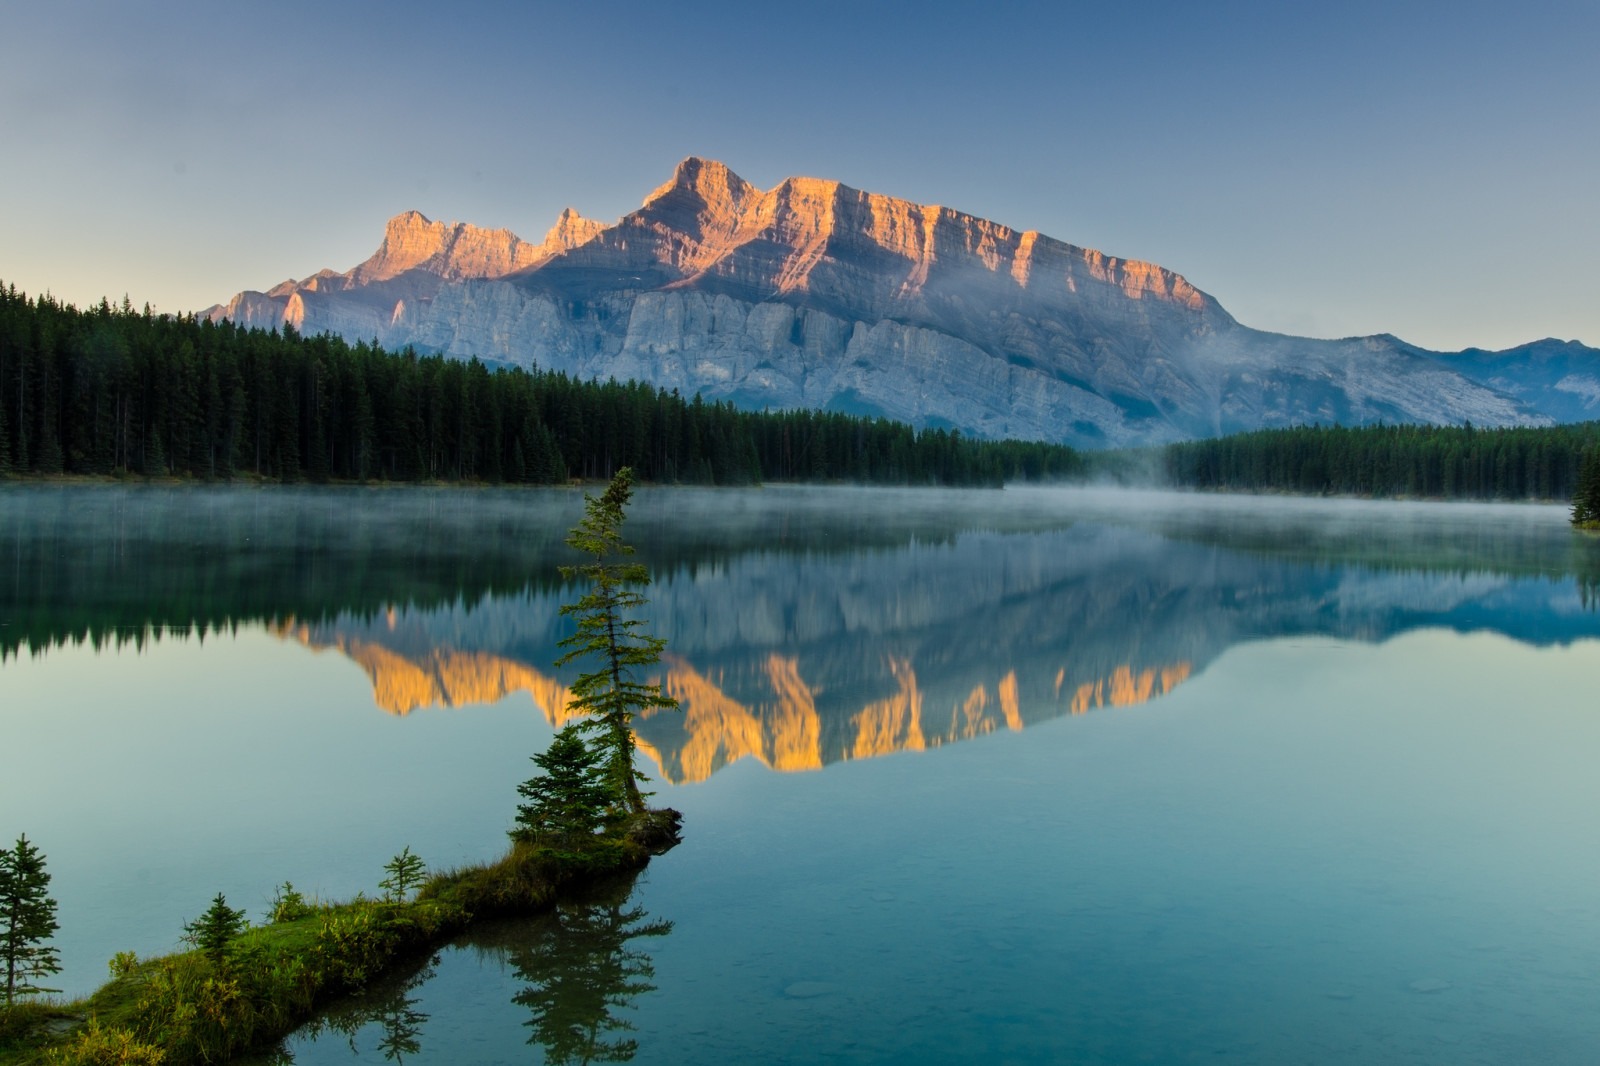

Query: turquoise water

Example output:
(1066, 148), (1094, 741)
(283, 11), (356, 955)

(3, 486), (1599, 1063)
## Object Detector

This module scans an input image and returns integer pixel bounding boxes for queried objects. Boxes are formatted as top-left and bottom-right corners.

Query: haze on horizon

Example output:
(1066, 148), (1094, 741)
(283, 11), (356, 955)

(2, 0), (1595, 353)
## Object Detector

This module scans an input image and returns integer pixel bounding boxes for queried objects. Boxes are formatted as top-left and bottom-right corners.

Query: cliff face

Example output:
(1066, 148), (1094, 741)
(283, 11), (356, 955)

(204, 206), (606, 346)
(205, 158), (1579, 447)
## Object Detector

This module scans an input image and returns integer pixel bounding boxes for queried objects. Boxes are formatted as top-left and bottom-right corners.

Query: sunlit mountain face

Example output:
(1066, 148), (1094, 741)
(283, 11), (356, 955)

(5, 485), (1598, 786)
(203, 158), (1587, 448)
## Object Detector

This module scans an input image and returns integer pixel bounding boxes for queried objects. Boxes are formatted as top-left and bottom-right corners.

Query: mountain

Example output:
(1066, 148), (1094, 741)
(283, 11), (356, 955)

(1426, 338), (1600, 425)
(204, 158), (1595, 448)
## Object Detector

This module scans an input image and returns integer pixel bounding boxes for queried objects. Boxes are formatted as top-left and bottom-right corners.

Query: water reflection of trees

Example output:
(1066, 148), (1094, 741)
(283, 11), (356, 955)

(0, 485), (1012, 659)
(9, 485), (1600, 661)
(288, 951), (438, 1063)
(467, 874), (672, 1065)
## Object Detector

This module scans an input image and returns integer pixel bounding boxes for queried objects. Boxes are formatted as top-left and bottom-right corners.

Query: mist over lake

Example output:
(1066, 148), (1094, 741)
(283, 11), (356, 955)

(4, 485), (1600, 1064)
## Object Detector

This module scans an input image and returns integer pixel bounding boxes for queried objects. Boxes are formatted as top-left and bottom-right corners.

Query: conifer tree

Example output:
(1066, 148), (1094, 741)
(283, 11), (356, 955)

(0, 393), (11, 475)
(555, 468), (678, 815)
(513, 724), (614, 846)
(379, 847), (427, 903)
(0, 834), (62, 1006)
(1574, 449), (1600, 527)
(181, 893), (248, 965)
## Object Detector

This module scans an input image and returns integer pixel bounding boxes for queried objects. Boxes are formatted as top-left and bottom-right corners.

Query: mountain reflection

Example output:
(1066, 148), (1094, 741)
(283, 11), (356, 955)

(464, 875), (671, 1065)
(7, 487), (1600, 785)
(285, 616), (1199, 781)
(278, 507), (1600, 784)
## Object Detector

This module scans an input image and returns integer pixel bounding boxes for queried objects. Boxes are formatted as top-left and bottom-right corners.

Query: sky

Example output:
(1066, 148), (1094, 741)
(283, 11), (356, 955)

(1, 0), (1595, 352)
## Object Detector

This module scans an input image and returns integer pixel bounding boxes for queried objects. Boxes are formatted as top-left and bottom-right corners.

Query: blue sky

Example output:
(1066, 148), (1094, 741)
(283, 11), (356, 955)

(1, 0), (1595, 351)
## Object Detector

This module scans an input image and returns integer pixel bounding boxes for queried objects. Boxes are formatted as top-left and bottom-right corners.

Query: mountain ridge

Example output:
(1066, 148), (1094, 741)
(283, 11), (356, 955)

(204, 157), (1596, 447)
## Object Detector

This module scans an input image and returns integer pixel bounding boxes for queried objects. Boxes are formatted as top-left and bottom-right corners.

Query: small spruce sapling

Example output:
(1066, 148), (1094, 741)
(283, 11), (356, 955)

(268, 881), (314, 923)
(379, 847), (427, 903)
(0, 834), (62, 1006)
(513, 724), (614, 847)
(182, 893), (248, 965)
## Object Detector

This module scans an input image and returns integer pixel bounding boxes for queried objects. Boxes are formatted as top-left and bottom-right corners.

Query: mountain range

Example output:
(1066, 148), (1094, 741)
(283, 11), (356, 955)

(205, 158), (1600, 448)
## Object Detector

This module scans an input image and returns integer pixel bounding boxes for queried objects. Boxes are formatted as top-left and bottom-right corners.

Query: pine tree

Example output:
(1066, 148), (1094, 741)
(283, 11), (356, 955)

(0, 391), (11, 475)
(1574, 449), (1600, 527)
(532, 422), (565, 484)
(510, 436), (527, 482)
(555, 468), (679, 815)
(513, 724), (614, 847)
(181, 893), (248, 964)
(378, 847), (427, 903)
(0, 834), (62, 1005)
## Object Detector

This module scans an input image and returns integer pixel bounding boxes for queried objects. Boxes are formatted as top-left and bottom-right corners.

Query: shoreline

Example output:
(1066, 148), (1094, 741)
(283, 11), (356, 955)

(0, 471), (1585, 507)
(0, 811), (680, 1066)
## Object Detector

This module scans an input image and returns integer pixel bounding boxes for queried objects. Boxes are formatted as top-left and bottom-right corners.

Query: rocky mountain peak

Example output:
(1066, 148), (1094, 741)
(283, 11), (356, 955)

(644, 156), (755, 213)
(351, 210), (545, 285)
(203, 159), (1575, 448)
(628, 157), (762, 271)
(579, 160), (1221, 322)
(539, 207), (606, 255)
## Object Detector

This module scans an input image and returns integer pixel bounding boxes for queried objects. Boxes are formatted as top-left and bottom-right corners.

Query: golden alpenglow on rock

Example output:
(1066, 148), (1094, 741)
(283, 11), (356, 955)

(1067, 663), (1194, 714)
(283, 625), (1194, 783)
(203, 158), (1557, 449)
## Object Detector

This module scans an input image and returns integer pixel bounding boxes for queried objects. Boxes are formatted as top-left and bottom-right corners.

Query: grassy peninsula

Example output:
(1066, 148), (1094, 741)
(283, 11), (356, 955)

(0, 813), (680, 1066)
(0, 469), (684, 1065)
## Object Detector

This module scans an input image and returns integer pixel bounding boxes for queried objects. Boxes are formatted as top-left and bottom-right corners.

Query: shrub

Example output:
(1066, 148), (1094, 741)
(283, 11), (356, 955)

(44, 1019), (167, 1065)
(267, 883), (314, 925)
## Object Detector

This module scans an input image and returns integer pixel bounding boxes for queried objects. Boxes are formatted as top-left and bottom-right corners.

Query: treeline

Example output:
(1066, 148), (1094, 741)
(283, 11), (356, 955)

(1161, 422), (1600, 501)
(0, 285), (1083, 487)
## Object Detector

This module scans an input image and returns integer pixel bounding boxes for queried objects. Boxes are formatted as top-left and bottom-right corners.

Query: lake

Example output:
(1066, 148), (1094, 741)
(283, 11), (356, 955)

(3, 484), (1599, 1064)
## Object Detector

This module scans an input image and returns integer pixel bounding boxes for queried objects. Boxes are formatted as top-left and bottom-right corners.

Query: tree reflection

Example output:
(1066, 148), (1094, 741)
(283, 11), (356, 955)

(293, 952), (438, 1063)
(469, 874), (671, 1065)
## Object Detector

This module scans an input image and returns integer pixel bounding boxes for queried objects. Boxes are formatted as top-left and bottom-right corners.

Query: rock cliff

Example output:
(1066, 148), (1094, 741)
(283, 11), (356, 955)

(205, 158), (1591, 447)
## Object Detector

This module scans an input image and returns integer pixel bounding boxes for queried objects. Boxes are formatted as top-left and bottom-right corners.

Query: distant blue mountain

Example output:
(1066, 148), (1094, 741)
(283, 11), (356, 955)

(1419, 338), (1600, 424)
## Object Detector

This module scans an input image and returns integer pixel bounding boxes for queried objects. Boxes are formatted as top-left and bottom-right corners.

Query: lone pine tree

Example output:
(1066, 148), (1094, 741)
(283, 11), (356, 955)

(555, 467), (678, 815)
(182, 893), (248, 965)
(0, 834), (62, 1006)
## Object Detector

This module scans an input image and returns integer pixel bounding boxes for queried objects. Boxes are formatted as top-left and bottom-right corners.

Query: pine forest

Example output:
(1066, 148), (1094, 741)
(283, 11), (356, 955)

(0, 286), (1083, 488)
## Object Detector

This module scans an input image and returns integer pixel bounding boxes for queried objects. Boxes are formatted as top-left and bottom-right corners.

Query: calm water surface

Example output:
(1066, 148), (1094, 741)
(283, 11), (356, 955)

(3, 485), (1599, 1064)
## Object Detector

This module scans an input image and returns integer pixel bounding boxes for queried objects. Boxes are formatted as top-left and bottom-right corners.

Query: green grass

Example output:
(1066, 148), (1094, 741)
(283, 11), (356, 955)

(0, 811), (680, 1066)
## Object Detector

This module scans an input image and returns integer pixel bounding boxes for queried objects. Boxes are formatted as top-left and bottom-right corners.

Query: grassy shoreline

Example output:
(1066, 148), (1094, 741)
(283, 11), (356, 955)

(0, 811), (680, 1066)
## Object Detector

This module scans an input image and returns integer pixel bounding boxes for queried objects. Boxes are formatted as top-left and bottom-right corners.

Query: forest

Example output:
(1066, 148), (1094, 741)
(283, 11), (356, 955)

(7, 283), (1600, 506)
(0, 285), (1083, 487)
(1157, 422), (1600, 502)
